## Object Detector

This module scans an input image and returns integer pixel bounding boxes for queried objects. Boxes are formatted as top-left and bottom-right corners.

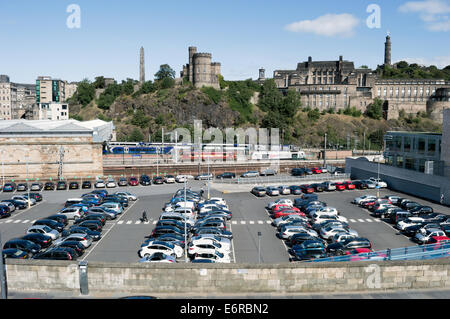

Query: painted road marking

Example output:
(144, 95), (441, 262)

(258, 221), (264, 224)
(349, 219), (357, 223)
(126, 221), (132, 225)
(358, 219), (365, 223)
(22, 220), (29, 223)
(117, 221), (124, 224)
(366, 219), (373, 222)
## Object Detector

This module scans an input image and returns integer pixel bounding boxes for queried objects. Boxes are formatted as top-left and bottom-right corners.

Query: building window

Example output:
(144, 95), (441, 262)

(428, 139), (436, 156)
(418, 137), (426, 154)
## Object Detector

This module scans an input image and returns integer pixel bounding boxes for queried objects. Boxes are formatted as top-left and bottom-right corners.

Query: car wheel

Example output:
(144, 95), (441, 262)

(144, 253), (150, 258)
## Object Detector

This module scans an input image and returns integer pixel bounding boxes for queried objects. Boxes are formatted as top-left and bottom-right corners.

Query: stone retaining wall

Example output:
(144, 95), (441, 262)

(3, 259), (450, 297)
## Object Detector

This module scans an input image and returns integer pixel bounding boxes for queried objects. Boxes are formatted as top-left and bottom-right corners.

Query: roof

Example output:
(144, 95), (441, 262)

(0, 120), (93, 134)
(386, 131), (442, 137)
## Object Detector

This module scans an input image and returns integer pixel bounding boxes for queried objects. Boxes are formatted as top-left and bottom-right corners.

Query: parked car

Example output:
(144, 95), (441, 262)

(251, 187), (266, 197)
(139, 252), (177, 263)
(335, 182), (346, 191)
(326, 237), (372, 256)
(289, 240), (328, 261)
(44, 182), (55, 190)
(33, 219), (65, 233)
(3, 239), (41, 256)
(138, 241), (183, 258)
(310, 184), (325, 192)
(118, 177), (128, 187)
(2, 248), (29, 259)
(344, 181), (356, 190)
(54, 233), (93, 249)
(260, 169), (277, 176)
(164, 175), (176, 184)
(266, 186), (280, 196)
(241, 171), (259, 178)
(28, 193), (43, 202)
(56, 181), (67, 190)
(30, 183), (43, 191)
(353, 181), (368, 190)
(33, 247), (77, 260)
(46, 214), (69, 226)
(129, 177), (139, 186)
(69, 181), (80, 190)
(0, 206), (11, 218)
(95, 180), (106, 188)
(321, 182), (336, 191)
(291, 168), (305, 177)
(82, 181), (92, 189)
(311, 167), (322, 174)
(140, 175), (152, 186)
(195, 174), (214, 181)
(216, 172), (236, 180)
(17, 183), (28, 192)
(21, 233), (53, 249)
(63, 226), (102, 241)
(26, 224), (60, 240)
(153, 176), (164, 185)
(2, 182), (16, 192)
(289, 186), (303, 196)
(106, 178), (117, 188)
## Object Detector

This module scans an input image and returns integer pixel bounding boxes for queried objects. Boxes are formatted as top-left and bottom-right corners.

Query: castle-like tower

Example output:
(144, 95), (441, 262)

(181, 46), (221, 89)
(384, 34), (392, 67)
(139, 47), (145, 84)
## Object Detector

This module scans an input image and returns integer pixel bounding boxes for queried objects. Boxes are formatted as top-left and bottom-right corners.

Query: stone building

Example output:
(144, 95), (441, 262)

(181, 47), (221, 89)
(270, 35), (450, 119)
(0, 76), (37, 120)
(0, 120), (103, 180)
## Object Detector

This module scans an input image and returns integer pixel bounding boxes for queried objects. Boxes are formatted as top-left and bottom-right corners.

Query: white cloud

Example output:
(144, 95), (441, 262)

(285, 13), (360, 37)
(402, 56), (450, 68)
(399, 0), (450, 31)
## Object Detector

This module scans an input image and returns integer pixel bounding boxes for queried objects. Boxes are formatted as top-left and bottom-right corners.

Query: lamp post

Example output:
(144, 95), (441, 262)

(1, 150), (4, 188)
(324, 133), (327, 167)
(26, 155), (30, 209)
(257, 231), (262, 264)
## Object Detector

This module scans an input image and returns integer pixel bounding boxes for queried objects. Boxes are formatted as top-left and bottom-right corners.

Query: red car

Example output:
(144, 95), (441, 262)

(271, 204), (293, 214)
(427, 236), (450, 246)
(311, 167), (322, 174)
(335, 182), (346, 191)
(128, 177), (139, 186)
(344, 181), (356, 190)
(272, 208), (305, 219)
(344, 248), (373, 255)
(300, 185), (314, 194)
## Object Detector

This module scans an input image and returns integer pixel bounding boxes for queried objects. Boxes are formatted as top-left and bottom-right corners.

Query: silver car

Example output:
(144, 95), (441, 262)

(54, 233), (93, 248)
(27, 225), (60, 240)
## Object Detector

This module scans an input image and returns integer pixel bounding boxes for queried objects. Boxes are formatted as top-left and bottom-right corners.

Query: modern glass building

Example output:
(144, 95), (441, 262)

(384, 131), (443, 175)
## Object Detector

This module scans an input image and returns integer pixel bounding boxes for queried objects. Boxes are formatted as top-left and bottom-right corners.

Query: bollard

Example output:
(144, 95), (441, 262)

(79, 261), (89, 295)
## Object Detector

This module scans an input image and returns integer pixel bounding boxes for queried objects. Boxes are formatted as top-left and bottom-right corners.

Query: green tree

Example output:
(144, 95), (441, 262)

(128, 128), (145, 142)
(93, 76), (106, 89)
(258, 79), (283, 113)
(365, 98), (384, 120)
(131, 109), (150, 128)
(201, 87), (223, 104)
(73, 79), (95, 106)
(155, 64), (176, 80)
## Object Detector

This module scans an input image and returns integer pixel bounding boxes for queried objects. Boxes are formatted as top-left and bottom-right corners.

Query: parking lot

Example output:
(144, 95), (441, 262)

(1, 181), (450, 263)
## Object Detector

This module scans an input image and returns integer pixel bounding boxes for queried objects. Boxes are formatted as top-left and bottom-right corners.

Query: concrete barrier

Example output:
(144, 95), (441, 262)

(4, 258), (450, 297)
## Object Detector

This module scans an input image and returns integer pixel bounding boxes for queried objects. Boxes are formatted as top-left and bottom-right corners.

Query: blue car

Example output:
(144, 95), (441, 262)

(0, 206), (11, 218)
(2, 182), (16, 192)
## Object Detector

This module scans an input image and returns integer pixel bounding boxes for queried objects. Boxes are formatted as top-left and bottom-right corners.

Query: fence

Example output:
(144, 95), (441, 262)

(214, 173), (351, 185)
(305, 242), (450, 263)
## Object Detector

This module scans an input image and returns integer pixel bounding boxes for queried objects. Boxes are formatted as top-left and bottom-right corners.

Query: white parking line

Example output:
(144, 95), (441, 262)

(135, 221), (141, 224)
(240, 221), (246, 225)
(13, 220), (21, 223)
(349, 219), (357, 223)
(5, 220), (12, 223)
(126, 221), (132, 225)
(22, 220), (29, 223)
(117, 221), (124, 224)
(232, 221), (237, 225)
(366, 219), (373, 223)
(374, 219), (382, 222)
(358, 219), (365, 223)
(266, 220), (271, 224)
(249, 221), (254, 225)
(258, 221), (264, 224)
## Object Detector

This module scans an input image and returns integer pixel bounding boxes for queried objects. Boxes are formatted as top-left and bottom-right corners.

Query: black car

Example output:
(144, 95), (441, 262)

(288, 233), (323, 247)
(33, 247), (77, 260)
(74, 214), (106, 226)
(3, 239), (41, 255)
(76, 220), (103, 232)
(46, 214), (69, 226)
(57, 241), (85, 257)
(310, 183), (325, 192)
(289, 240), (328, 261)
(409, 206), (434, 216)
(28, 193), (43, 202)
(69, 181), (80, 190)
(33, 219), (65, 233)
(216, 172), (236, 179)
(64, 226), (102, 241)
(82, 181), (92, 189)
(326, 237), (372, 256)
(140, 175), (152, 186)
(21, 233), (53, 249)
(0, 206), (11, 218)
(44, 182), (55, 190)
(57, 181), (67, 190)
(152, 177), (164, 185)
(291, 168), (305, 177)
(151, 225), (187, 238)
(104, 196), (128, 207)
(353, 181), (368, 190)
(2, 248), (29, 259)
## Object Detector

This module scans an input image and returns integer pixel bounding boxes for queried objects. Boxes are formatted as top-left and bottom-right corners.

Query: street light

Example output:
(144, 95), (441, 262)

(257, 231), (262, 264)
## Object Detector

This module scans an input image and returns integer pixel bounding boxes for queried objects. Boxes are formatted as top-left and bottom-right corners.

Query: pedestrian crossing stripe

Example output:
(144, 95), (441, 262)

(249, 221), (255, 224)
(258, 221), (264, 224)
(22, 220), (29, 223)
(117, 221), (124, 224)
(366, 219), (373, 223)
(358, 219), (365, 223)
(349, 219), (357, 223)
(240, 221), (246, 225)
(126, 221), (132, 224)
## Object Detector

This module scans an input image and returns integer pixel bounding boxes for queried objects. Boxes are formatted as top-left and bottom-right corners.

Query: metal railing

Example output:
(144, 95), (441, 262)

(214, 173), (351, 185)
(304, 242), (450, 263)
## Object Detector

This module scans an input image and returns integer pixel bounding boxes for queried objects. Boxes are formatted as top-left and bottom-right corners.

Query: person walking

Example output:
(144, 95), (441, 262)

(142, 210), (148, 222)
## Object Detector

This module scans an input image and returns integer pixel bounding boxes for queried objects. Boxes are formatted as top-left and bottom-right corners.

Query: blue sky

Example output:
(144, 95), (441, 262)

(1, 0), (449, 84)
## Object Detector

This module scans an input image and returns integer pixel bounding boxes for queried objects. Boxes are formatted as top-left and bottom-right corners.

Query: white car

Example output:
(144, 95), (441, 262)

(106, 179), (117, 188)
(278, 186), (291, 195)
(138, 241), (183, 258)
(313, 214), (348, 225)
(309, 207), (339, 218)
(364, 180), (377, 189)
(266, 187), (280, 196)
(160, 212), (195, 226)
(369, 177), (388, 188)
(190, 235), (232, 251)
(175, 175), (189, 183)
(27, 225), (60, 240)
(396, 217), (427, 231)
(352, 195), (377, 205)
(114, 192), (137, 201)
(331, 232), (359, 243)
(414, 229), (446, 244)
(320, 227), (356, 241)
(54, 233), (93, 248)
(208, 197), (227, 206)
(279, 226), (318, 240)
(267, 199), (294, 210)
(95, 180), (106, 188)
(12, 195), (36, 206)
(192, 251), (231, 263)
(188, 241), (231, 256)
(139, 253), (177, 263)
(164, 175), (176, 184)
(58, 207), (84, 220)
